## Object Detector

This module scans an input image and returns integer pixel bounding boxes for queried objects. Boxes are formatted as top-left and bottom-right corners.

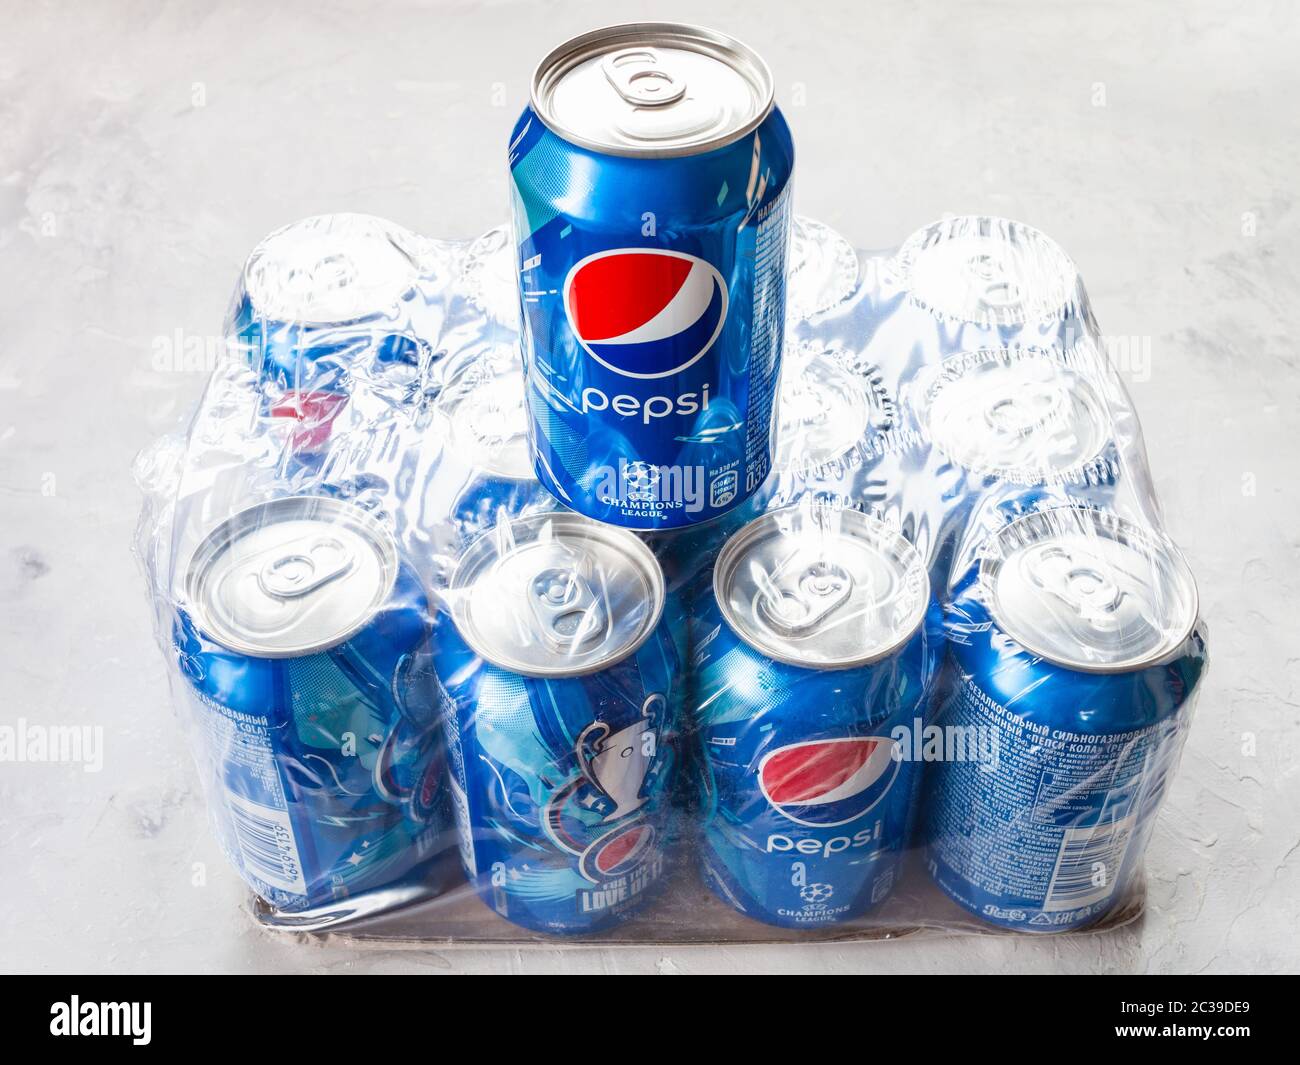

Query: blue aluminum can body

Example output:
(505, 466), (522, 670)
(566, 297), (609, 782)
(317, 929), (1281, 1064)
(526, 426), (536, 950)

(690, 597), (940, 928)
(509, 106), (794, 529)
(433, 606), (682, 936)
(174, 505), (452, 913)
(922, 512), (1206, 932)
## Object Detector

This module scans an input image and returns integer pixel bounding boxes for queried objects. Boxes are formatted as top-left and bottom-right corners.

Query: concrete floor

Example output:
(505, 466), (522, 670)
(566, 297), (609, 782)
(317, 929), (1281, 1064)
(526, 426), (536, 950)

(1, 0), (1296, 973)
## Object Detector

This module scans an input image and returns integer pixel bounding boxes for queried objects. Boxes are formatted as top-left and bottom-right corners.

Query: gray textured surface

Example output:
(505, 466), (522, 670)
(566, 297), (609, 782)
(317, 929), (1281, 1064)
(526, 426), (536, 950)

(1, 0), (1296, 974)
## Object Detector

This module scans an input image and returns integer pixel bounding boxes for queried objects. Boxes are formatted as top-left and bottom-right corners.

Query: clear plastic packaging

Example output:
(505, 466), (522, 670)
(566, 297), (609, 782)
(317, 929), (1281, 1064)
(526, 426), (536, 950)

(134, 211), (1207, 942)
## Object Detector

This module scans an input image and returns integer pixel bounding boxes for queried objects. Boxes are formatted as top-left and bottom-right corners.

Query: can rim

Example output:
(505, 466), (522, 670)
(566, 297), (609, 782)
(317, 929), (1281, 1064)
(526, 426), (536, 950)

(450, 512), (667, 678)
(241, 213), (424, 327)
(981, 506), (1201, 674)
(530, 22), (776, 158)
(712, 505), (931, 671)
(184, 495), (400, 659)
(922, 345), (1114, 486)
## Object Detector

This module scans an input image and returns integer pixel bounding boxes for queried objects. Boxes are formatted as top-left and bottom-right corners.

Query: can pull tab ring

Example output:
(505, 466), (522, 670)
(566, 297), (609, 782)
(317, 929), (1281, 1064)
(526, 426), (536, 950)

(756, 561), (854, 637)
(602, 48), (686, 106)
(1023, 544), (1127, 629)
(530, 565), (608, 652)
(257, 536), (355, 600)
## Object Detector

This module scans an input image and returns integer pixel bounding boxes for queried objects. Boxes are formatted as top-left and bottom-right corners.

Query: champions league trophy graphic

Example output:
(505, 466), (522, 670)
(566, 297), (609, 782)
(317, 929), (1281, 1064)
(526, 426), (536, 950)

(576, 694), (664, 823)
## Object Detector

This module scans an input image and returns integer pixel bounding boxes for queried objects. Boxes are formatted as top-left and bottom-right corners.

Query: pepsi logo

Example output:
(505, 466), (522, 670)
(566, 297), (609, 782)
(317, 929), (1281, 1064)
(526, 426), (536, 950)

(563, 249), (728, 380)
(580, 822), (657, 881)
(758, 737), (899, 827)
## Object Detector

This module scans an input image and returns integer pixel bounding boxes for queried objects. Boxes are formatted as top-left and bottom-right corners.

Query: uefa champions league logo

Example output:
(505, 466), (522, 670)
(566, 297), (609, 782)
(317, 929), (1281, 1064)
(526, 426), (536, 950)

(541, 694), (666, 883)
(621, 461), (662, 506)
(576, 694), (662, 822)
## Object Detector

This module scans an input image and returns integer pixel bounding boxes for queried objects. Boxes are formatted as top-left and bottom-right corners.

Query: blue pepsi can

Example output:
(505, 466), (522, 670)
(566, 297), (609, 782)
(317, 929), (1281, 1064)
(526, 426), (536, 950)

(924, 506), (1205, 932)
(434, 512), (682, 935)
(690, 505), (941, 928)
(510, 24), (794, 529)
(174, 496), (452, 912)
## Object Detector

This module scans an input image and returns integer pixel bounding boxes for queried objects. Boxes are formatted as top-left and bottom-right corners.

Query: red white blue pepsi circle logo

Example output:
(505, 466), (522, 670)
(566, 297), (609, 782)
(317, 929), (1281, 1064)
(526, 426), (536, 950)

(563, 249), (728, 380)
(578, 822), (657, 882)
(758, 737), (899, 827)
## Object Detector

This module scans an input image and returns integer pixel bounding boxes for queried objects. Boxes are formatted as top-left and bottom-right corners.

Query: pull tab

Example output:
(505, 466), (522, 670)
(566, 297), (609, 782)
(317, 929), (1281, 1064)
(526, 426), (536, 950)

(756, 560), (854, 637)
(471, 388), (528, 449)
(257, 535), (354, 600)
(1023, 544), (1127, 627)
(966, 253), (1022, 309)
(786, 379), (833, 429)
(602, 48), (686, 107)
(984, 382), (1066, 437)
(529, 563), (608, 652)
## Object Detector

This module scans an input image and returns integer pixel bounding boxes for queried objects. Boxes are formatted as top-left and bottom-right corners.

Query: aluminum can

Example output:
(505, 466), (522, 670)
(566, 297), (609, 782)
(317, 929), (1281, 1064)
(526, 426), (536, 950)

(690, 505), (939, 928)
(510, 23), (794, 529)
(434, 512), (682, 935)
(923, 506), (1205, 931)
(174, 496), (451, 912)
(227, 213), (427, 393)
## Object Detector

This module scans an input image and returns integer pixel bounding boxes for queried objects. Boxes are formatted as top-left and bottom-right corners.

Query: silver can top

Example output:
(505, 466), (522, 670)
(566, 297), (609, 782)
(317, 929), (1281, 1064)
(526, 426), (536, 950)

(893, 215), (1078, 326)
(244, 213), (424, 325)
(451, 512), (665, 677)
(185, 496), (399, 658)
(714, 505), (930, 670)
(925, 346), (1112, 484)
(777, 343), (893, 472)
(981, 507), (1199, 673)
(531, 23), (775, 157)
(438, 346), (536, 483)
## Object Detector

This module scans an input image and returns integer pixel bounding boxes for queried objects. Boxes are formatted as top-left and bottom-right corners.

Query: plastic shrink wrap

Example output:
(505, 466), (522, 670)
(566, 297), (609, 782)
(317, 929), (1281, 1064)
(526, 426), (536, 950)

(135, 211), (1207, 942)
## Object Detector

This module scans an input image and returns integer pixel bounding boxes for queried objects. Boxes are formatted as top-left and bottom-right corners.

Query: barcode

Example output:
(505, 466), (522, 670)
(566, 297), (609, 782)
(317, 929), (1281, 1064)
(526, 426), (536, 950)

(227, 792), (308, 896)
(1043, 814), (1137, 911)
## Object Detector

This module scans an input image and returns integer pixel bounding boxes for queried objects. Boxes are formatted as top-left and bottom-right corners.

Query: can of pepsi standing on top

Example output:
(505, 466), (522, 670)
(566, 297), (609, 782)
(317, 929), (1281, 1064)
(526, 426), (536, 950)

(173, 496), (452, 913)
(689, 505), (940, 928)
(924, 506), (1206, 932)
(433, 512), (681, 935)
(511, 23), (794, 530)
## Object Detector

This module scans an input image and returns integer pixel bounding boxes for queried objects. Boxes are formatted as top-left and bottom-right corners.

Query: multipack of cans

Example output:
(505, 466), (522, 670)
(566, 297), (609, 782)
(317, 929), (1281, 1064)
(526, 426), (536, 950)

(135, 23), (1206, 942)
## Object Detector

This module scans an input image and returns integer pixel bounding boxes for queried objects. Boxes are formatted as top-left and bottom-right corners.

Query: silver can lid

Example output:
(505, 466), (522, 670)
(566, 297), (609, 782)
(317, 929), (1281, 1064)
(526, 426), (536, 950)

(451, 512), (665, 677)
(185, 496), (399, 658)
(981, 507), (1199, 673)
(893, 215), (1078, 326)
(714, 505), (930, 670)
(531, 23), (775, 157)
(438, 346), (536, 483)
(926, 346), (1111, 484)
(244, 213), (424, 325)
(777, 342), (893, 471)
